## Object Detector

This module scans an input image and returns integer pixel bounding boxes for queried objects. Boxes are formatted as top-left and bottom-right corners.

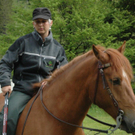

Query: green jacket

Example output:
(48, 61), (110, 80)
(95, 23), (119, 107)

(0, 30), (68, 95)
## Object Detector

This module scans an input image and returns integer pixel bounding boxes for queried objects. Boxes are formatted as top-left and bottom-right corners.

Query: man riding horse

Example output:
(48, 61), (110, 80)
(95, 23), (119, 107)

(0, 7), (68, 135)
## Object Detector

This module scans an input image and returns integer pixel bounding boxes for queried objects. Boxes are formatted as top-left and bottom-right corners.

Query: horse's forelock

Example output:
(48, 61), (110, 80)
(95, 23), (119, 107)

(106, 48), (133, 80)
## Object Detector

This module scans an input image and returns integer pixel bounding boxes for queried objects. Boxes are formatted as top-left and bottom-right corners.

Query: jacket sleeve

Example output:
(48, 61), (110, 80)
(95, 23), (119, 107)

(0, 38), (23, 88)
(57, 47), (68, 67)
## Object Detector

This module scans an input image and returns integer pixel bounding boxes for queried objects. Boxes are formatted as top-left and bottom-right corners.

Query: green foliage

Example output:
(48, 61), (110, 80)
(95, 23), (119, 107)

(0, 0), (12, 34)
(113, 0), (135, 14)
(0, 34), (16, 58)
(51, 0), (114, 59)
(9, 0), (33, 36)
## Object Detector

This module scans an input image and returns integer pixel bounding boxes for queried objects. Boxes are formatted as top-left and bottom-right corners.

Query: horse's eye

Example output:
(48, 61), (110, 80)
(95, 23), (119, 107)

(109, 78), (121, 85)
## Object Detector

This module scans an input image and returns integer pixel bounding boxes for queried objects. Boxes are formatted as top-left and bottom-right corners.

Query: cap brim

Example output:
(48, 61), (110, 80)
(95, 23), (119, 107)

(33, 15), (50, 20)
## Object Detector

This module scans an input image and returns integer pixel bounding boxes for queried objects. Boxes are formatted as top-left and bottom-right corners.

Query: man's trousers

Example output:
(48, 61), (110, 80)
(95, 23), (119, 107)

(0, 91), (31, 135)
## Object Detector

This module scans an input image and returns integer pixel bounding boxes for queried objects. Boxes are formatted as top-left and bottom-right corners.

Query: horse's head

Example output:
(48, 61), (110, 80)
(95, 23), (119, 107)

(92, 41), (135, 133)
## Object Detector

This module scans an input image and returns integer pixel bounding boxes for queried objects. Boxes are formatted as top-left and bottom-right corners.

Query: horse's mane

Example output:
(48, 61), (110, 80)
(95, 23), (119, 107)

(46, 45), (106, 84)
(33, 45), (133, 92)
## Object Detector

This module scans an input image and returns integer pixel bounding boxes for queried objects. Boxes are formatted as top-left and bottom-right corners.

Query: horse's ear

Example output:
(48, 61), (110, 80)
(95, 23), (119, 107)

(92, 45), (100, 59)
(92, 45), (109, 62)
(117, 41), (126, 54)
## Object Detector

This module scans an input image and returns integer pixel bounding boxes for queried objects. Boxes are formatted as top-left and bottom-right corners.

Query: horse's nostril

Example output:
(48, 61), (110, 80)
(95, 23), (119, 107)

(132, 121), (135, 128)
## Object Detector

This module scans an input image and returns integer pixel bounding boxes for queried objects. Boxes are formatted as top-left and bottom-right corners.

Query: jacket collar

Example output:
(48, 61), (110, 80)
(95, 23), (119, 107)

(32, 30), (53, 44)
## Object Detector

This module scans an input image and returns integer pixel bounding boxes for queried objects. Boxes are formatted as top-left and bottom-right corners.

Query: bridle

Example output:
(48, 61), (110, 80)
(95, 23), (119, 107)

(92, 61), (124, 133)
(21, 61), (124, 135)
(94, 61), (123, 113)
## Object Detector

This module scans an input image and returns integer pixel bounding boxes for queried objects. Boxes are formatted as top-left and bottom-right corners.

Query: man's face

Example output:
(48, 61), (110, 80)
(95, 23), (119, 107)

(33, 18), (52, 35)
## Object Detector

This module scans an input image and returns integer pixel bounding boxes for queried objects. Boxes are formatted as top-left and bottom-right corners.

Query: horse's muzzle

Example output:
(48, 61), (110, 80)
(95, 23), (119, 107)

(120, 117), (135, 133)
(132, 121), (135, 128)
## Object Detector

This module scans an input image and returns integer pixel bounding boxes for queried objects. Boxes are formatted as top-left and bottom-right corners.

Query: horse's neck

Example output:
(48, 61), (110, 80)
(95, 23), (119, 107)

(42, 57), (98, 124)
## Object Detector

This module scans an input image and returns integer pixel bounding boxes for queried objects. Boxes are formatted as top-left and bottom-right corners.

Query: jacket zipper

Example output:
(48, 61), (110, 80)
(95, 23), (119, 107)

(38, 43), (44, 82)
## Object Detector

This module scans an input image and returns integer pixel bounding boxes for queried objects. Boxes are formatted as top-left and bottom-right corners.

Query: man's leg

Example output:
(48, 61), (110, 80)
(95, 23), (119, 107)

(0, 91), (31, 135)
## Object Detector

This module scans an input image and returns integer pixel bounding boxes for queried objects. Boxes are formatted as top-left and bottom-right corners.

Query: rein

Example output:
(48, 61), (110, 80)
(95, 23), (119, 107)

(21, 61), (124, 135)
(21, 81), (47, 135)
(40, 87), (108, 134)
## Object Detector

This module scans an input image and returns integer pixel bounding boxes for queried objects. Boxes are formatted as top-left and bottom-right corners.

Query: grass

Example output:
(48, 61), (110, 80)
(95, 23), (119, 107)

(83, 105), (133, 135)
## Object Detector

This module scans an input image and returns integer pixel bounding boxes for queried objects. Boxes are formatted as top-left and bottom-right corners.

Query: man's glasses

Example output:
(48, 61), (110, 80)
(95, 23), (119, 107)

(34, 20), (48, 24)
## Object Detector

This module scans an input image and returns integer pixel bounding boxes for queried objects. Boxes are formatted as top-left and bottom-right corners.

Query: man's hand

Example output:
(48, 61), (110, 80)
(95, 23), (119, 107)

(2, 86), (12, 96)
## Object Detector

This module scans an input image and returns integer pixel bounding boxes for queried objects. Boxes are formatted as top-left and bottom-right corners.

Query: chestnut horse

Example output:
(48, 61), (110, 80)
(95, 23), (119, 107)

(1, 42), (135, 135)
